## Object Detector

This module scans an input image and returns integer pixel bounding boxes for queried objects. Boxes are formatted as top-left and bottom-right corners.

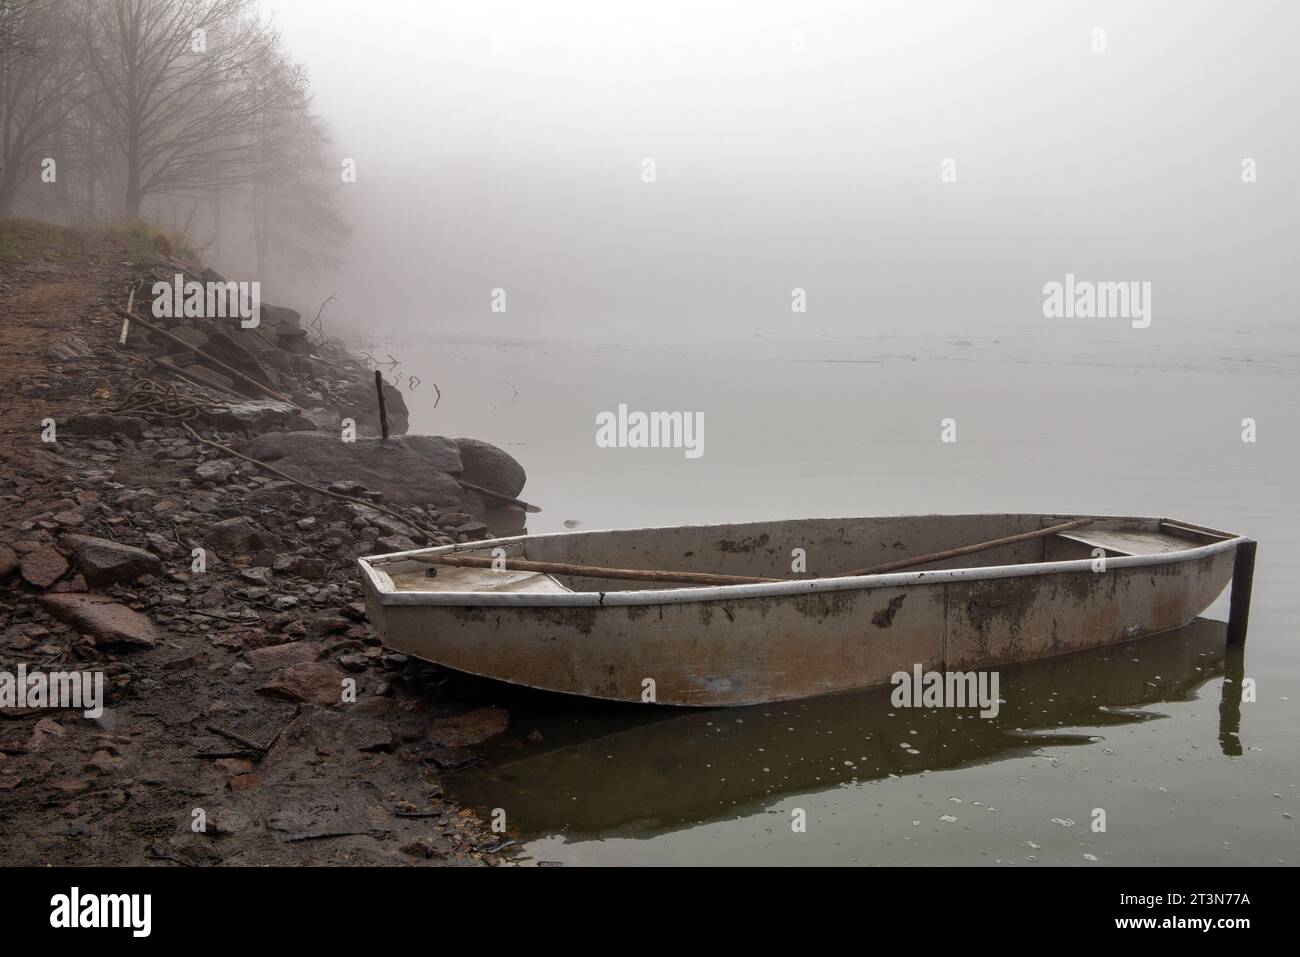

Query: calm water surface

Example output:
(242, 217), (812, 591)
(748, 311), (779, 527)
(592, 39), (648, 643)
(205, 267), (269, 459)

(357, 328), (1298, 865)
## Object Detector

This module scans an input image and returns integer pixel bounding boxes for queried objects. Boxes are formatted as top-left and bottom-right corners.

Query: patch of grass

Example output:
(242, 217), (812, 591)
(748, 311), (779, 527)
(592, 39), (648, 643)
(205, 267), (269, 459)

(0, 217), (198, 262)
(0, 219), (85, 260)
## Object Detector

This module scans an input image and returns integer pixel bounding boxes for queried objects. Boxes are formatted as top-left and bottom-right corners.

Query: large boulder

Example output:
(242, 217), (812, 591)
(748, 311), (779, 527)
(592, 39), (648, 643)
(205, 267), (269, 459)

(455, 438), (526, 498)
(239, 432), (487, 508)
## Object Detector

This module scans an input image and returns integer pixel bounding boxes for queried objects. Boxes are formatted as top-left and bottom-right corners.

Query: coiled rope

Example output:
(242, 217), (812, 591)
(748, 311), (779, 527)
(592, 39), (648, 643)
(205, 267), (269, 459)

(110, 376), (226, 422)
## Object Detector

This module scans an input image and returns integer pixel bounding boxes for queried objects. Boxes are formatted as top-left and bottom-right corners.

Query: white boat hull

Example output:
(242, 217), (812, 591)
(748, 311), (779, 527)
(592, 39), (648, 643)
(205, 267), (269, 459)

(358, 514), (1243, 706)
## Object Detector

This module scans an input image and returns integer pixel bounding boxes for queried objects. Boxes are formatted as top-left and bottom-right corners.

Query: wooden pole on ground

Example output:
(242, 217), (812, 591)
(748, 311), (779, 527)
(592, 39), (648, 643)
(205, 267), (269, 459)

(1226, 539), (1257, 647)
(374, 370), (389, 440)
(151, 355), (243, 399)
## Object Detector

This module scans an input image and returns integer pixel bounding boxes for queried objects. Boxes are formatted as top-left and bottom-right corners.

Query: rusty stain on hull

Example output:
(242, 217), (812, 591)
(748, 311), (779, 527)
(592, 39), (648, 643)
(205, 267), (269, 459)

(871, 594), (907, 627)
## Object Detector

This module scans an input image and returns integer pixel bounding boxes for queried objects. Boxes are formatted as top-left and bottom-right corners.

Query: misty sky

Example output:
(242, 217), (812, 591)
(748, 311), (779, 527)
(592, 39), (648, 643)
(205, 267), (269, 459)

(262, 0), (1299, 339)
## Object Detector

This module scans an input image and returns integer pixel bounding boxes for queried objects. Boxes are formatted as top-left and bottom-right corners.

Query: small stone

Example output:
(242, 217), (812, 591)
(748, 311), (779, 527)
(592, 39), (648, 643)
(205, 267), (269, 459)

(86, 750), (124, 772)
(245, 642), (320, 670)
(20, 546), (68, 587)
(336, 653), (368, 673)
(308, 616), (350, 637)
(400, 837), (443, 859)
(239, 566), (274, 586)
(297, 559), (327, 580)
(28, 718), (67, 751)
(143, 532), (177, 558)
(194, 459), (238, 483)
(0, 544), (18, 580)
(257, 661), (347, 705)
(214, 758), (253, 776)
(373, 535), (418, 554)
(327, 480), (367, 496)
(39, 593), (159, 648)
(65, 534), (162, 587)
(204, 516), (261, 553)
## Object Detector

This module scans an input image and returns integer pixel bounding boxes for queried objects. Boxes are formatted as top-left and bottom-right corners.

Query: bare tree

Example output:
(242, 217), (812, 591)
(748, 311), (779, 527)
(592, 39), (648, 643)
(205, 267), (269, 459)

(83, 0), (304, 218)
(0, 0), (85, 216)
(0, 0), (40, 57)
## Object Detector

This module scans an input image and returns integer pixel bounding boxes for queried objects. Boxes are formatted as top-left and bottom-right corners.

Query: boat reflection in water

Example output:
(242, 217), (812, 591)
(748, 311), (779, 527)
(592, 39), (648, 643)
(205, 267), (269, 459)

(449, 618), (1245, 841)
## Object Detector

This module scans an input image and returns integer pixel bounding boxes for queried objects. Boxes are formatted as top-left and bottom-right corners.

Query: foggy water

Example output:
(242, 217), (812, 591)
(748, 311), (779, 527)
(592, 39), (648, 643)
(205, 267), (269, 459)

(367, 328), (1298, 865)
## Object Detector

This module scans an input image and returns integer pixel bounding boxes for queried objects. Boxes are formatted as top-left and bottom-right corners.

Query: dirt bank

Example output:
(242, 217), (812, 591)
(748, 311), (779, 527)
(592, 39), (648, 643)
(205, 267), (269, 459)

(0, 220), (523, 866)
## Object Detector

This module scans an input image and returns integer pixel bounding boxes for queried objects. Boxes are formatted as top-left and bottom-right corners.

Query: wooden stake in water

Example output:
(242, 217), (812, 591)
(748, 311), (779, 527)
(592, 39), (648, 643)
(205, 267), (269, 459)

(374, 370), (389, 439)
(1227, 539), (1257, 647)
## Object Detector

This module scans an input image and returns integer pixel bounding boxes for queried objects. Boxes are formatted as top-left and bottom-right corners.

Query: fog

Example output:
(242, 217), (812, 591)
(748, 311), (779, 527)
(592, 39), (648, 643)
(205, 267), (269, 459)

(263, 0), (1299, 340)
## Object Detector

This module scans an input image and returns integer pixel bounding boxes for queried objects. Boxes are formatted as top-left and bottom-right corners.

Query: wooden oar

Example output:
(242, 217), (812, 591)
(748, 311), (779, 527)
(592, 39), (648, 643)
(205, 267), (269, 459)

(406, 553), (781, 587)
(381, 518), (1092, 587)
(841, 518), (1092, 577)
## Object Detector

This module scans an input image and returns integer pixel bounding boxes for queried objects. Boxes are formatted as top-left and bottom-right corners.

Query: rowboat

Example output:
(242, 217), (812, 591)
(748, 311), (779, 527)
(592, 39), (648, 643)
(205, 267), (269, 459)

(358, 513), (1255, 707)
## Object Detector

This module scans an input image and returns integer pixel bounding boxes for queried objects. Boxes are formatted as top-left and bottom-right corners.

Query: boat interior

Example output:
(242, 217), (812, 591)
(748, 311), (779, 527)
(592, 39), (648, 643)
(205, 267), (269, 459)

(369, 514), (1236, 595)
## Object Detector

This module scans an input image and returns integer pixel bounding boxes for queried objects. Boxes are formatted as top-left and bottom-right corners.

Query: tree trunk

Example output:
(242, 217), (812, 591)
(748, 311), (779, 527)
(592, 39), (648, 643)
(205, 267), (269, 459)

(125, 130), (141, 217)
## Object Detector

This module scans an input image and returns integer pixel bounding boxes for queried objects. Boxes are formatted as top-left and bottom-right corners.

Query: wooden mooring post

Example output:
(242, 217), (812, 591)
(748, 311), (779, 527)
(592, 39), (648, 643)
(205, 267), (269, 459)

(1226, 539), (1257, 647)
(374, 370), (389, 440)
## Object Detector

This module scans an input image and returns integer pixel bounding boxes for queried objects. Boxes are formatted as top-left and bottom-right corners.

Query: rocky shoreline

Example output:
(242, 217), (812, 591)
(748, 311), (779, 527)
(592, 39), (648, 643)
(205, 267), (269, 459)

(0, 223), (527, 866)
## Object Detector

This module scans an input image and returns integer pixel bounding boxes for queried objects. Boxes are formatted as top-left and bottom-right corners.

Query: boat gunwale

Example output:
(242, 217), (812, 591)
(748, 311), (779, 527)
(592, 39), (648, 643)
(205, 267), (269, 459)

(357, 514), (1246, 609)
